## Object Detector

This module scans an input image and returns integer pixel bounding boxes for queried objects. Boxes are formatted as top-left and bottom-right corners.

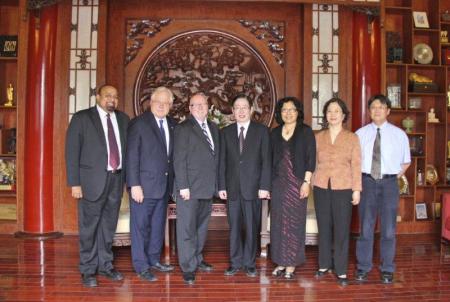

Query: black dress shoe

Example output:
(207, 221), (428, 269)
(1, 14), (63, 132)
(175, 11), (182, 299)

(381, 271), (394, 284)
(81, 274), (98, 287)
(98, 268), (123, 281)
(355, 269), (368, 281)
(183, 272), (195, 285)
(151, 262), (174, 272)
(337, 276), (348, 286)
(314, 268), (331, 278)
(197, 261), (213, 272)
(138, 270), (157, 282)
(224, 266), (240, 276)
(245, 267), (257, 277)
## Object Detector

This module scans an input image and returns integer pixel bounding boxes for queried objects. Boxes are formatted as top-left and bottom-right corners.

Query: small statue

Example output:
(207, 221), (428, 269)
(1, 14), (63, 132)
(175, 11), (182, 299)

(428, 108), (439, 123)
(409, 73), (433, 83)
(4, 84), (14, 107)
(402, 116), (414, 133)
(442, 30), (449, 43)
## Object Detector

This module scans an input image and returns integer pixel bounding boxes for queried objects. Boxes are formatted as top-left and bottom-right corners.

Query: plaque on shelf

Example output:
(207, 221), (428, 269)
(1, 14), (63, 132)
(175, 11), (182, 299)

(408, 97), (422, 109)
(387, 84), (401, 108)
(409, 82), (438, 93)
(386, 31), (403, 63)
(0, 157), (15, 191)
(409, 136), (424, 156)
(0, 35), (17, 58)
(441, 31), (449, 44)
(413, 12), (429, 29)
(415, 203), (428, 220)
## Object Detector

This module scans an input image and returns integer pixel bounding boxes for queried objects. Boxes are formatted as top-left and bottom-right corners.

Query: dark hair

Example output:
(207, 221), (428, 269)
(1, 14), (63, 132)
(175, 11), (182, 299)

(274, 96), (304, 125)
(368, 94), (391, 109)
(231, 93), (252, 108)
(321, 97), (350, 128)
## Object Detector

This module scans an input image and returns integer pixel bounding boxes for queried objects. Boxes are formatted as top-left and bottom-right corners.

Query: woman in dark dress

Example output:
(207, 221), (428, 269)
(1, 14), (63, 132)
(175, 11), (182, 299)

(270, 97), (316, 279)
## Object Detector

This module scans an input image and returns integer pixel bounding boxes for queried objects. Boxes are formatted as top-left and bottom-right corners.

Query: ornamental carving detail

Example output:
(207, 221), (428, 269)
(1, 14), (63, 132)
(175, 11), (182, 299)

(134, 30), (276, 127)
(125, 19), (171, 65)
(27, 0), (60, 10)
(238, 20), (285, 66)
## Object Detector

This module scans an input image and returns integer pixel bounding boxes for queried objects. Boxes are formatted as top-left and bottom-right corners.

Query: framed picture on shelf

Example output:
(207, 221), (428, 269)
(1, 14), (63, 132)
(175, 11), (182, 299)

(0, 35), (18, 57)
(415, 203), (427, 220)
(387, 84), (401, 109)
(413, 12), (429, 29)
(0, 157), (15, 191)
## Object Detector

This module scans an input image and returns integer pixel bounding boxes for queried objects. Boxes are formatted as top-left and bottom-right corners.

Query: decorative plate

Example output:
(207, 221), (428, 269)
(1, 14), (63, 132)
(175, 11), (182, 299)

(398, 175), (409, 195)
(413, 43), (433, 64)
(425, 164), (439, 185)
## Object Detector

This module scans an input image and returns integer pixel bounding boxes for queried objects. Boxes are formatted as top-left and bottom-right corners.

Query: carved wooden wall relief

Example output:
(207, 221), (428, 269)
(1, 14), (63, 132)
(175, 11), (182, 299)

(133, 29), (276, 127)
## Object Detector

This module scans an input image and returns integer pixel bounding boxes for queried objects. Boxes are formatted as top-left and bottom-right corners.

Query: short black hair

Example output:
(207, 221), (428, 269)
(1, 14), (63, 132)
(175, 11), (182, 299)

(231, 93), (252, 108)
(368, 94), (391, 109)
(321, 97), (350, 128)
(274, 96), (304, 125)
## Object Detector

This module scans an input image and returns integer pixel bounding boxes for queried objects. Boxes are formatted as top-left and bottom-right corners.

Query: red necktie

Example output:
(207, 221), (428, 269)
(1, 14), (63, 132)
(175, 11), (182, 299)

(106, 113), (120, 170)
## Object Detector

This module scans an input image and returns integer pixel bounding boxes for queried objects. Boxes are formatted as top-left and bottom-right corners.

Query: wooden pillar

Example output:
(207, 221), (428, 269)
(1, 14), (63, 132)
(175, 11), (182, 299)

(16, 4), (62, 238)
(351, 9), (381, 233)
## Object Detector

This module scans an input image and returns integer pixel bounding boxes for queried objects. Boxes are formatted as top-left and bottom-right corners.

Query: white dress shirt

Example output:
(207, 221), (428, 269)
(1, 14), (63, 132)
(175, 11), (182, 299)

(236, 120), (251, 139)
(96, 105), (123, 170)
(356, 121), (410, 175)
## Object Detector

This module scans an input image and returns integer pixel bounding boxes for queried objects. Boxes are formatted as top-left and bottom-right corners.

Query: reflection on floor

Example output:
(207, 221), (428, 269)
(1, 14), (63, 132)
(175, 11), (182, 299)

(0, 231), (450, 301)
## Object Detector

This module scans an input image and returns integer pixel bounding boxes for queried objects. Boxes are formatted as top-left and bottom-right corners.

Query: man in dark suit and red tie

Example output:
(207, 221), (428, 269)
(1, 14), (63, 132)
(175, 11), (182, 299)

(173, 92), (220, 285)
(218, 94), (271, 277)
(126, 87), (176, 282)
(65, 84), (130, 287)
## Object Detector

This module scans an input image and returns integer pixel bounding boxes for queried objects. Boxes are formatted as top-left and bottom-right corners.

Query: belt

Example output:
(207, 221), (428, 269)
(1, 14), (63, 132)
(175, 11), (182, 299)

(362, 173), (397, 180)
(107, 169), (122, 175)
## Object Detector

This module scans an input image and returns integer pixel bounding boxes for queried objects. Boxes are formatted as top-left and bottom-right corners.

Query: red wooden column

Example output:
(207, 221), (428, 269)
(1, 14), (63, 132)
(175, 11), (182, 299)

(16, 4), (62, 238)
(351, 10), (381, 233)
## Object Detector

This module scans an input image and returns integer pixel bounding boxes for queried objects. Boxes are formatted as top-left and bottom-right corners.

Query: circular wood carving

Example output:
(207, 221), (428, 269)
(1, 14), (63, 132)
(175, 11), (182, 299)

(134, 30), (276, 126)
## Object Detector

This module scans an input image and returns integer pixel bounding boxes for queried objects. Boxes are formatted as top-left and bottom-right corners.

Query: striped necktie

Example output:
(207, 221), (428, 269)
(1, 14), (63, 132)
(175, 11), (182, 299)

(201, 122), (214, 154)
(371, 128), (381, 180)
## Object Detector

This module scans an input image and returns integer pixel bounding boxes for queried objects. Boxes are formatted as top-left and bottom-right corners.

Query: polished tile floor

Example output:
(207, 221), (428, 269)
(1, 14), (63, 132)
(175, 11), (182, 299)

(1, 231), (450, 301)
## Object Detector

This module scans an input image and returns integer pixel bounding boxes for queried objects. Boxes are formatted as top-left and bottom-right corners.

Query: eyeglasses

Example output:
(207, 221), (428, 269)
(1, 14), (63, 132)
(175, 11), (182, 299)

(233, 106), (250, 111)
(190, 103), (208, 108)
(281, 108), (297, 113)
(152, 100), (171, 107)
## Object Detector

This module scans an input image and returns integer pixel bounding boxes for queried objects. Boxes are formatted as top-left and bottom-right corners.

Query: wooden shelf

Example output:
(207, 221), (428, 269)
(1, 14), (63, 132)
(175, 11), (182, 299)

(413, 28), (440, 33)
(0, 192), (16, 198)
(0, 106), (16, 110)
(0, 57), (17, 62)
(385, 6), (412, 12)
(408, 92), (446, 96)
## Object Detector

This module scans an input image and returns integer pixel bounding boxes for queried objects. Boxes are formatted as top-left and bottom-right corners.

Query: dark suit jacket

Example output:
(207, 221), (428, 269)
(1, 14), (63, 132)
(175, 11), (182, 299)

(173, 116), (220, 200)
(126, 111), (176, 199)
(271, 123), (316, 181)
(65, 106), (130, 201)
(219, 121), (271, 201)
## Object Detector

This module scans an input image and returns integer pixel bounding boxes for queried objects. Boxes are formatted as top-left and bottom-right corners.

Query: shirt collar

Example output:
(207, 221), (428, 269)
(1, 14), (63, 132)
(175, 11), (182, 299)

(96, 104), (115, 118)
(370, 121), (388, 130)
(237, 120), (251, 130)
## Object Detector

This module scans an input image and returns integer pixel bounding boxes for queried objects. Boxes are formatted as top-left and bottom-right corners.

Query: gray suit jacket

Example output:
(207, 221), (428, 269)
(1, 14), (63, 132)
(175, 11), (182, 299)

(65, 106), (130, 201)
(173, 116), (220, 200)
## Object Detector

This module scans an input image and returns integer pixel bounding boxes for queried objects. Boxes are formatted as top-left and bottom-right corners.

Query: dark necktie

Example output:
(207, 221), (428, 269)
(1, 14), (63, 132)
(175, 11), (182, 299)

(201, 122), (214, 154)
(239, 126), (245, 154)
(371, 128), (381, 180)
(159, 119), (167, 153)
(106, 113), (120, 170)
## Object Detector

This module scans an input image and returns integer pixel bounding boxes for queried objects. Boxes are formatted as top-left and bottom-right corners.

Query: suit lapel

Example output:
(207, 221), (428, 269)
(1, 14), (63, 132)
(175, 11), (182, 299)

(189, 117), (213, 153)
(116, 111), (127, 151)
(241, 121), (255, 157)
(168, 117), (175, 156)
(88, 107), (107, 148)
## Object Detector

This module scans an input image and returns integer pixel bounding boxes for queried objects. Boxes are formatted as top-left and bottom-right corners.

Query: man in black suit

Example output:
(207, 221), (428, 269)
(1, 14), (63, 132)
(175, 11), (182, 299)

(126, 87), (176, 282)
(219, 94), (271, 277)
(65, 84), (130, 287)
(173, 92), (220, 285)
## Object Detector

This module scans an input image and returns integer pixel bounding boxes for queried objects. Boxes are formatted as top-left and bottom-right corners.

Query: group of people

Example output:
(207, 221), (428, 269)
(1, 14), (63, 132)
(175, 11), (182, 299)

(65, 85), (410, 288)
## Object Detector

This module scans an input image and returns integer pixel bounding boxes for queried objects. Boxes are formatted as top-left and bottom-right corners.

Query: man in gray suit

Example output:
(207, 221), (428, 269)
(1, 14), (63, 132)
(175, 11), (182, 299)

(174, 92), (220, 285)
(65, 84), (129, 287)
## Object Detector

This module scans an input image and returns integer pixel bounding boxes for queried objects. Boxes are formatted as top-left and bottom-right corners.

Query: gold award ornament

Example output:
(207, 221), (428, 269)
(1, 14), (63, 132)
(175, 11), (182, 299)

(4, 83), (14, 107)
(398, 175), (409, 195)
(425, 164), (438, 185)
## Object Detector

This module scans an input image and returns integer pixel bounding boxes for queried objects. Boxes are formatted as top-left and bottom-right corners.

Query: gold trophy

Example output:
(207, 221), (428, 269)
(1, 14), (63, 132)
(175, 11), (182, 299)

(4, 83), (14, 107)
